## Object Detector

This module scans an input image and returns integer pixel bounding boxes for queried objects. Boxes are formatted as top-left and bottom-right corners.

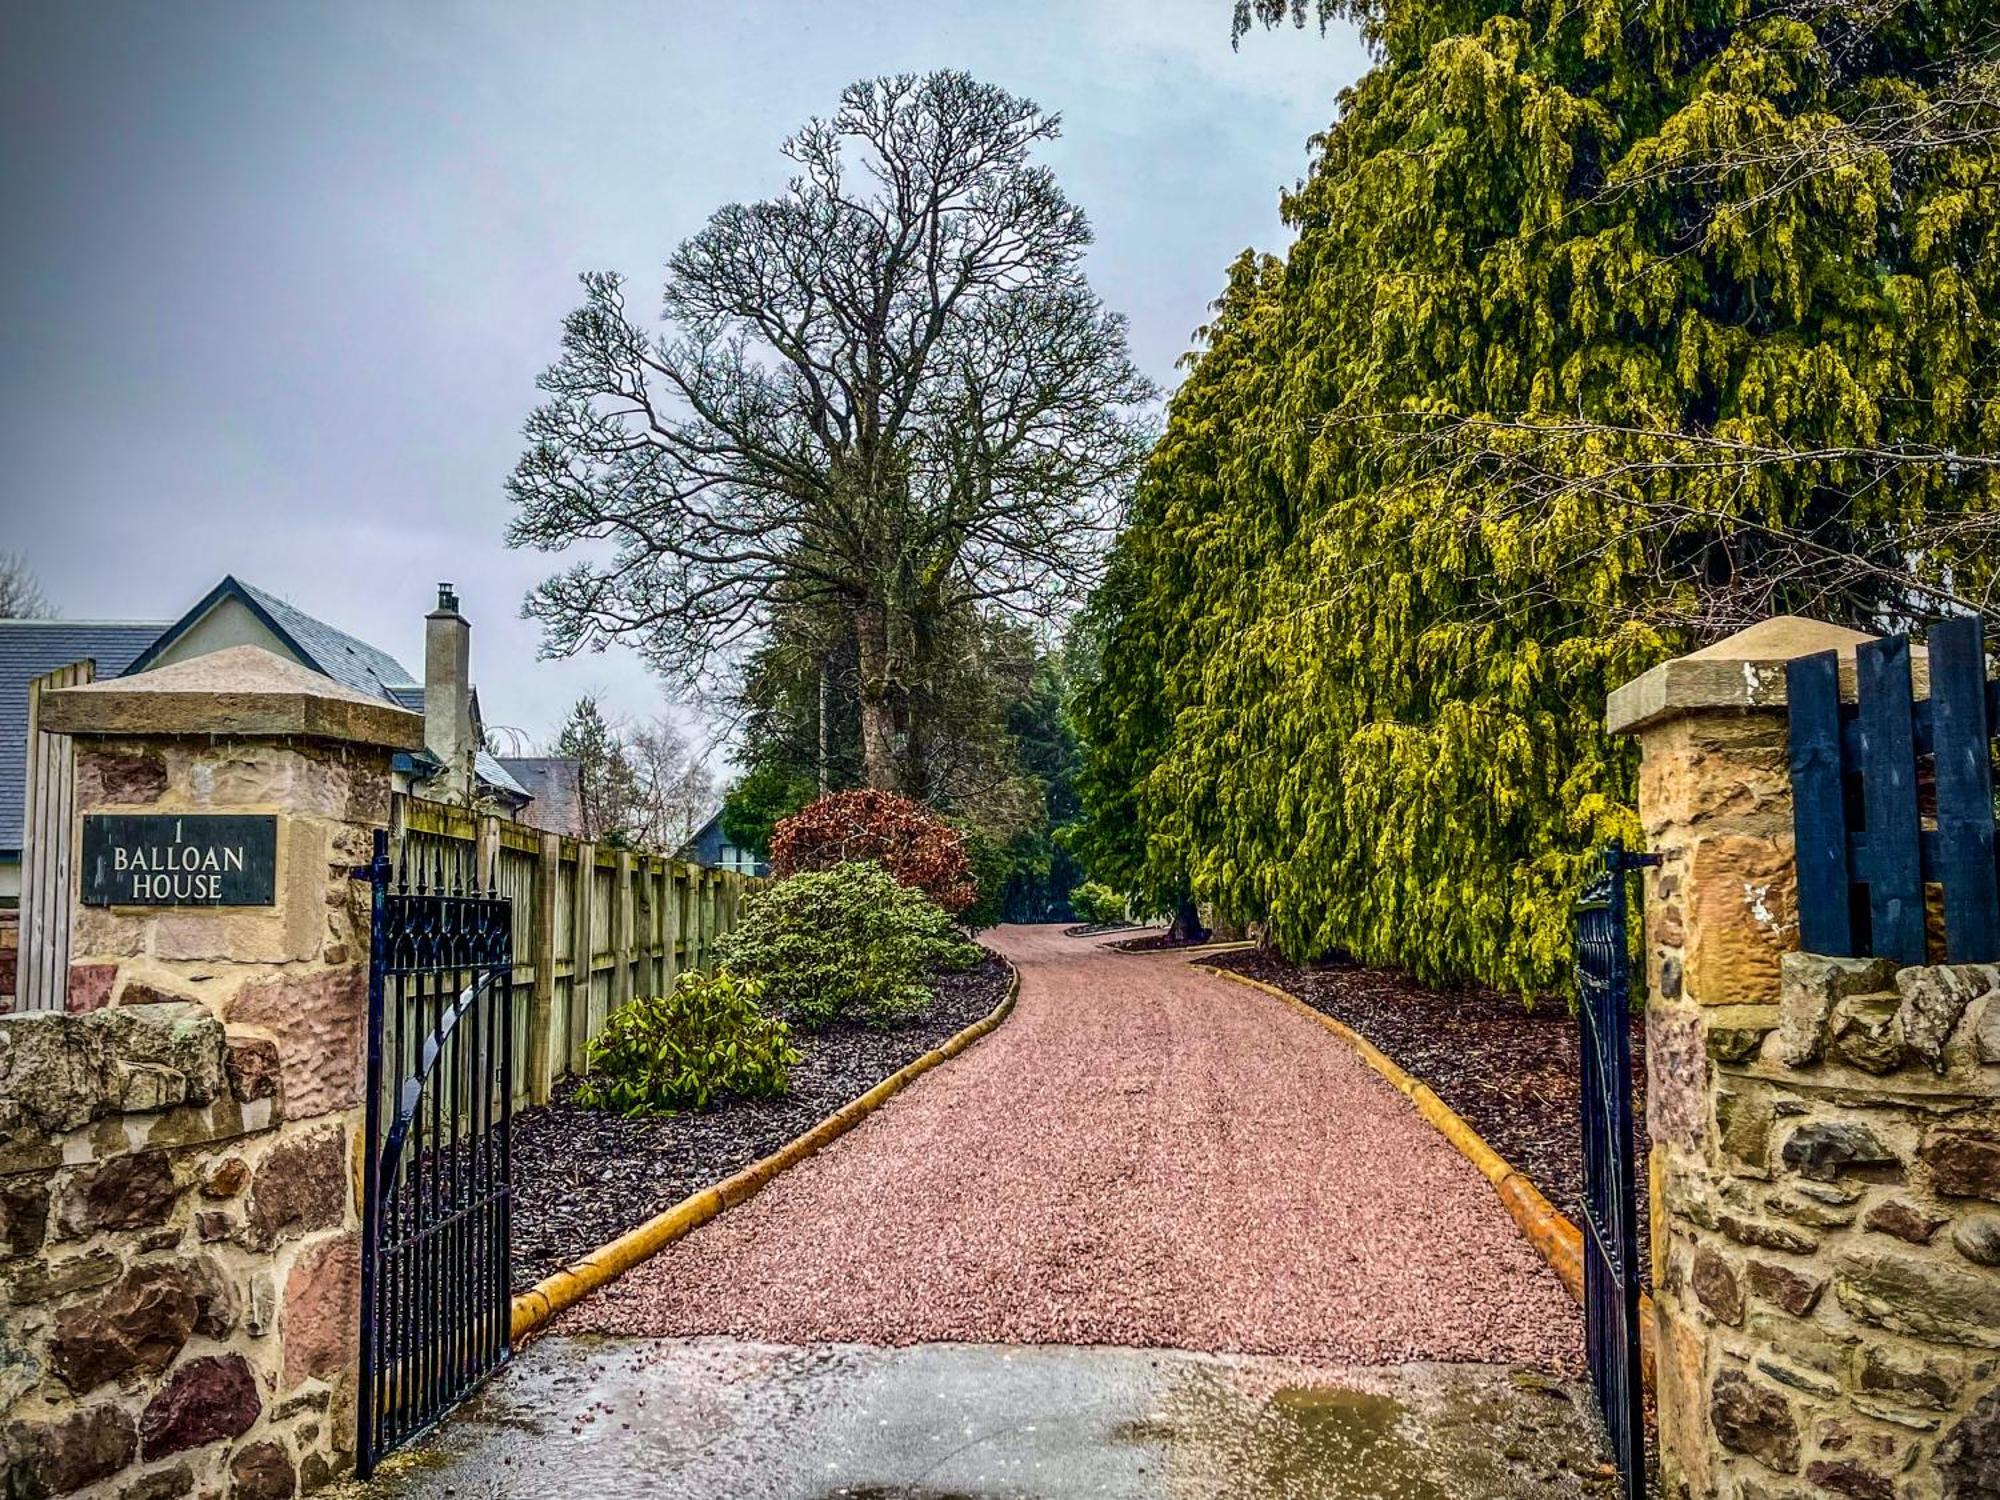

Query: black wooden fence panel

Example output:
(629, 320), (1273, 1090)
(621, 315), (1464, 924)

(1932, 620), (2000, 953)
(1787, 617), (2000, 965)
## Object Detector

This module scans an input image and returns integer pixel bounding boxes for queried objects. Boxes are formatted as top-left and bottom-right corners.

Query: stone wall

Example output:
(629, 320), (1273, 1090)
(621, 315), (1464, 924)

(0, 1003), (349, 1498)
(1, 650), (418, 1499)
(1651, 955), (1998, 1498)
(1611, 619), (1999, 1498)
(1, 908), (17, 1011)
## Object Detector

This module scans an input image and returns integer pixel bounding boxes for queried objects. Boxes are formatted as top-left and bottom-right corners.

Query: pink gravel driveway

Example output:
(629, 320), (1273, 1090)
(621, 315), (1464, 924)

(561, 925), (1583, 1368)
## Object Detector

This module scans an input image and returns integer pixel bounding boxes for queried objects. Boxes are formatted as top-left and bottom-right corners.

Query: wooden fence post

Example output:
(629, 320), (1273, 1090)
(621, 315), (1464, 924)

(528, 832), (561, 1104)
(569, 841), (595, 1077)
(613, 850), (635, 1013)
(664, 864), (683, 993)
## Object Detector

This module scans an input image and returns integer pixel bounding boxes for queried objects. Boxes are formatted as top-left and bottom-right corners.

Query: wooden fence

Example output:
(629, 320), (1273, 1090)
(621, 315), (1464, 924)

(395, 795), (762, 1108)
(15, 662), (92, 1012)
(1787, 616), (2000, 965)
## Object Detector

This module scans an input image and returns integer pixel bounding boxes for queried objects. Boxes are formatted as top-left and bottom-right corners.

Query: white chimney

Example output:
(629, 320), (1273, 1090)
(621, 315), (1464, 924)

(424, 582), (475, 799)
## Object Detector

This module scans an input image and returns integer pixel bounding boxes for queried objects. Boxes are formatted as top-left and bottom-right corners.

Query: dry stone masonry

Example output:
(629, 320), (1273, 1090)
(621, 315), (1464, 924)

(0, 649), (419, 1498)
(1656, 955), (1999, 1498)
(1613, 619), (2000, 1499)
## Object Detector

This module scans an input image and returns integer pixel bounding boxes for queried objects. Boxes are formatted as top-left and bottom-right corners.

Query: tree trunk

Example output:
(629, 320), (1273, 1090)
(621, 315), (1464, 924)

(854, 604), (900, 792)
(817, 659), (831, 797)
(1169, 898), (1209, 946)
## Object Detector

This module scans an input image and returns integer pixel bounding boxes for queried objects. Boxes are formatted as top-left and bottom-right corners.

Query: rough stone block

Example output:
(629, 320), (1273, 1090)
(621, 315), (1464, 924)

(225, 1034), (282, 1103)
(1718, 1212), (1818, 1256)
(1, 1402), (137, 1495)
(53, 1151), (177, 1239)
(247, 1271), (277, 1337)
(1716, 1088), (1773, 1176)
(1893, 964), (1999, 1072)
(1648, 1002), (1708, 1150)
(1834, 1248), (2000, 1347)
(0, 1012), (116, 1139)
(1857, 1341), (1963, 1411)
(1744, 1259), (1824, 1317)
(1921, 1127), (2000, 1203)
(137, 1352), (260, 1460)
(1709, 1367), (1800, 1473)
(229, 1438), (297, 1500)
(1691, 1244), (1744, 1324)
(1684, 835), (1796, 1007)
(1775, 953), (1899, 1066)
(1707, 1005), (1780, 1065)
(0, 1181), (47, 1259)
(76, 746), (170, 806)
(66, 964), (117, 1014)
(1977, 996), (2000, 1065)
(1764, 1180), (1860, 1229)
(1802, 1457), (1895, 1500)
(282, 1231), (359, 1389)
(1862, 1198), (1948, 1245)
(247, 1127), (347, 1248)
(227, 970), (364, 1121)
(1780, 1121), (1898, 1182)
(119, 1462), (195, 1500)
(1952, 1213), (2000, 1266)
(47, 1262), (208, 1393)
(1937, 1389), (2000, 1498)
(3, 1249), (118, 1306)
(1830, 994), (1904, 1074)
(200, 1157), (249, 1199)
(95, 1004), (228, 1107)
(1753, 1353), (1840, 1401)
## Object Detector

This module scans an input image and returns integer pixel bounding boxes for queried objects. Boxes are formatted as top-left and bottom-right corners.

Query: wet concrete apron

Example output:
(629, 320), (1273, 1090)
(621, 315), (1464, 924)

(337, 1337), (1617, 1499)
(333, 927), (1607, 1497)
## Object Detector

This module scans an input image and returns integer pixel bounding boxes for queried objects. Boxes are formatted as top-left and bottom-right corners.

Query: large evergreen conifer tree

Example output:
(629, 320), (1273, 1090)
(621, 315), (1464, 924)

(1083, 0), (1997, 992)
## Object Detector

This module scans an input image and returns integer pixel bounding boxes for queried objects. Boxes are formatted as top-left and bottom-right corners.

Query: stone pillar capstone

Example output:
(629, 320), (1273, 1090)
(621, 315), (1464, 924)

(0, 644), (420, 1497)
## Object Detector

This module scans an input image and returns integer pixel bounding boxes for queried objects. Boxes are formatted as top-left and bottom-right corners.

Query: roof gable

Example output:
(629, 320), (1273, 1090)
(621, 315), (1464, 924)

(126, 576), (418, 704)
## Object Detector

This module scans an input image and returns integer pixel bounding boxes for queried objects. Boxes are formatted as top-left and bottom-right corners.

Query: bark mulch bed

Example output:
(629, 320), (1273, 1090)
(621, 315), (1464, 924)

(1200, 948), (1652, 1284)
(1109, 930), (1213, 953)
(509, 951), (1013, 1294)
(1061, 921), (1141, 938)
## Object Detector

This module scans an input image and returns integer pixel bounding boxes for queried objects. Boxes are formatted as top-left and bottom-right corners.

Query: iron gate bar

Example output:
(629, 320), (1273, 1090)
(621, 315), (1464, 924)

(1574, 838), (1654, 1500)
(356, 828), (514, 1478)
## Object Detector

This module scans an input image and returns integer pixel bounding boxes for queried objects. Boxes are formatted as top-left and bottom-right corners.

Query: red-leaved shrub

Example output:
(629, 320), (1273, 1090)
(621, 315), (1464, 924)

(769, 790), (976, 913)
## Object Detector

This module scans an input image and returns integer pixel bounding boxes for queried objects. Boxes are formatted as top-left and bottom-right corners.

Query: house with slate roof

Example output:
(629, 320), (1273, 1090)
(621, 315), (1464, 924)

(127, 577), (534, 816)
(2, 580), (585, 1003)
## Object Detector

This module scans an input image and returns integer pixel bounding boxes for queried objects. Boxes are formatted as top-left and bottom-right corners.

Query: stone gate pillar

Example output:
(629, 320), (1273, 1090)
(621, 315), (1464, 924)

(1, 646), (419, 1497)
(1610, 618), (1999, 1499)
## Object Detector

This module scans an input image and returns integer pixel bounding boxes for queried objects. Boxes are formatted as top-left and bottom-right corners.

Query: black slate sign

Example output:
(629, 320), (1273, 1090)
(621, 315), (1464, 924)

(82, 814), (278, 907)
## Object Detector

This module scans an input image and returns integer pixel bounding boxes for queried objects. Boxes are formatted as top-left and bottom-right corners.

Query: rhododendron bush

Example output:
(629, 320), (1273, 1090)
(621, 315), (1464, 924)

(770, 790), (977, 914)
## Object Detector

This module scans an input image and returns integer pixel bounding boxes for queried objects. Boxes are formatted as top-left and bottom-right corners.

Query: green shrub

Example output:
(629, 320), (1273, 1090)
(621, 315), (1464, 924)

(716, 861), (982, 1029)
(1070, 881), (1125, 925)
(575, 969), (796, 1115)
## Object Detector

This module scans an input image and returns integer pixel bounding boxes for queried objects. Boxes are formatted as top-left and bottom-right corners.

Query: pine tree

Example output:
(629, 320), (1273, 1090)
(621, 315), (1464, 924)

(1083, 0), (1998, 993)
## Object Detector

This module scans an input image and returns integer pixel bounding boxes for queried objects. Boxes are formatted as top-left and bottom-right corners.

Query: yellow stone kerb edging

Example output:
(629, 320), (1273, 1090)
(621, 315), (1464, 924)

(1204, 963), (1656, 1387)
(509, 962), (1022, 1342)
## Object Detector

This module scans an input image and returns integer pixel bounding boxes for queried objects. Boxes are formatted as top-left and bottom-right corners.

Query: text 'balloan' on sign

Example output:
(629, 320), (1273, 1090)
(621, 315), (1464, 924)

(81, 814), (278, 907)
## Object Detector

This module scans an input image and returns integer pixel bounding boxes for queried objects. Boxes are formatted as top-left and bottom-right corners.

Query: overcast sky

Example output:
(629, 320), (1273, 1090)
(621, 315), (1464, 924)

(0, 1), (1365, 764)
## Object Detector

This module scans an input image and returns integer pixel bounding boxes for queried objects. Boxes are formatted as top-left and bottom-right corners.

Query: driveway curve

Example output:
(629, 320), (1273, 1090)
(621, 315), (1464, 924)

(560, 925), (1582, 1369)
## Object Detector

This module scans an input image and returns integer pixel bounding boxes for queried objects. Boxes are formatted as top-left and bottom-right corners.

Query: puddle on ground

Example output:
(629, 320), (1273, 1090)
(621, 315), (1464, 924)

(1116, 1361), (1616, 1500)
(331, 1338), (1615, 1500)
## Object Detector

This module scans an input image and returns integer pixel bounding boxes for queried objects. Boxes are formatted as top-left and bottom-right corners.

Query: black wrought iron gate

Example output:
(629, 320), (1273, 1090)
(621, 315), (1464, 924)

(356, 829), (515, 1477)
(1574, 839), (1652, 1500)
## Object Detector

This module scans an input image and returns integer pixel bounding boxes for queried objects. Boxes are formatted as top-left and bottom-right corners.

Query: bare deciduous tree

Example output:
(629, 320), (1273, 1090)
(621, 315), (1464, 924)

(507, 70), (1153, 793)
(0, 553), (54, 619)
(626, 715), (715, 851)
